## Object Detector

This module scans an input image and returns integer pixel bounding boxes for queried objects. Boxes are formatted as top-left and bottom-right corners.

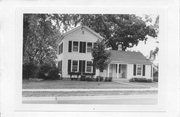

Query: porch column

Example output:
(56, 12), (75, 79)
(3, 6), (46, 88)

(117, 64), (119, 78)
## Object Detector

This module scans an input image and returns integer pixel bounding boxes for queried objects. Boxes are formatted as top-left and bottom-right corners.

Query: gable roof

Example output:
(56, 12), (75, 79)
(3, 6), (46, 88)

(57, 25), (103, 43)
(108, 50), (152, 65)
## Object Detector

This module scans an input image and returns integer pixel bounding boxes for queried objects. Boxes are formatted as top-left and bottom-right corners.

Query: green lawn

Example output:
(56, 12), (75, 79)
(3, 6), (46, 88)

(23, 79), (158, 89)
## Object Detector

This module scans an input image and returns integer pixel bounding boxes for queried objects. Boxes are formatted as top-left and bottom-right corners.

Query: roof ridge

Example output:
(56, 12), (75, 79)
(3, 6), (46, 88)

(61, 25), (103, 39)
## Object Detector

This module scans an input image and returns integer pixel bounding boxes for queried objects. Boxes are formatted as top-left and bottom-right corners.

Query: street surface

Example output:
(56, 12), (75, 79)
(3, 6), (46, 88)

(23, 94), (157, 105)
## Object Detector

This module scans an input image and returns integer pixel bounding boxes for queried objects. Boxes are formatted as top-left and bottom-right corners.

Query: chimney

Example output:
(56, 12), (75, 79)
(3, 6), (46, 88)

(118, 44), (122, 51)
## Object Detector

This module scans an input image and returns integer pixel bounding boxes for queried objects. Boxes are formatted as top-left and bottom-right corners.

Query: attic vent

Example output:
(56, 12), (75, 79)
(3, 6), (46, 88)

(82, 30), (84, 34)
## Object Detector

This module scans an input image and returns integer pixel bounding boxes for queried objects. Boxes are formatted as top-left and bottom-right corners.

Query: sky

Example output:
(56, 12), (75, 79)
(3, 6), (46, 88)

(127, 36), (158, 58)
(127, 14), (159, 64)
(127, 36), (159, 65)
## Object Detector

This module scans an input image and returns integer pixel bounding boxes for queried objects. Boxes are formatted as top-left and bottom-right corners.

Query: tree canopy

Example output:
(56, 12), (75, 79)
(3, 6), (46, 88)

(50, 14), (159, 51)
(23, 14), (61, 65)
(92, 40), (111, 72)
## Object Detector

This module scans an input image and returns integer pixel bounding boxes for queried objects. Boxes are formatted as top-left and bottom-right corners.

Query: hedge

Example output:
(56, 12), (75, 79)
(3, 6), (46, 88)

(129, 77), (153, 82)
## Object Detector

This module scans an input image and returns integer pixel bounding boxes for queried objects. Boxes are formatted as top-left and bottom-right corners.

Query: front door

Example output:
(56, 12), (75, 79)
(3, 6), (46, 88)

(121, 64), (127, 78)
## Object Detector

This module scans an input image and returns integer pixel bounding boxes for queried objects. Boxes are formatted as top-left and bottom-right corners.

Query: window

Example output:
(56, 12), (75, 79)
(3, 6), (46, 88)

(137, 65), (142, 75)
(86, 61), (92, 72)
(58, 61), (62, 73)
(87, 42), (92, 52)
(59, 43), (63, 54)
(72, 60), (78, 72)
(73, 41), (78, 52)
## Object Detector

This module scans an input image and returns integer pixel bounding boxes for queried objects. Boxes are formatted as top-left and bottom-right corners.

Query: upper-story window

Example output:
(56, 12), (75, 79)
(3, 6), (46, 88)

(72, 60), (78, 72)
(87, 42), (92, 52)
(73, 41), (78, 52)
(59, 43), (63, 54)
(86, 61), (93, 73)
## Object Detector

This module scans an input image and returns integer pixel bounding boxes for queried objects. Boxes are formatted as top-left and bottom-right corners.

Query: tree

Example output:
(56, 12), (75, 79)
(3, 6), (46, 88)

(149, 15), (159, 61)
(149, 47), (159, 61)
(23, 14), (61, 65)
(92, 40), (111, 76)
(50, 14), (159, 51)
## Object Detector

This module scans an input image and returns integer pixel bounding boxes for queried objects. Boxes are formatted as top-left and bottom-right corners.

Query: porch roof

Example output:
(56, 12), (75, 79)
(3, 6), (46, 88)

(108, 50), (152, 65)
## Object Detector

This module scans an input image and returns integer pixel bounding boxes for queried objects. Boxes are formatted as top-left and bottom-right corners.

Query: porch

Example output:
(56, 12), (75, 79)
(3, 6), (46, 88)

(106, 63), (128, 79)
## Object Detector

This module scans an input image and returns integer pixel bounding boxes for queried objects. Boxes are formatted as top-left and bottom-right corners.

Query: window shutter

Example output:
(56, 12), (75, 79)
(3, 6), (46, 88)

(68, 60), (71, 74)
(79, 60), (82, 73)
(116, 64), (117, 73)
(58, 45), (61, 54)
(119, 64), (121, 73)
(68, 41), (72, 52)
(62, 43), (63, 53)
(60, 61), (62, 73)
(83, 42), (86, 53)
(82, 60), (85, 73)
(93, 61), (96, 75)
(80, 42), (83, 53)
(143, 65), (145, 76)
(133, 64), (136, 76)
(151, 66), (152, 77)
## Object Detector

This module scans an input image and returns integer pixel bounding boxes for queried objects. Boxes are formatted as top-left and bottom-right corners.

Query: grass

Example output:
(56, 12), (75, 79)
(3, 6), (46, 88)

(129, 82), (158, 88)
(23, 90), (158, 97)
(23, 79), (158, 89)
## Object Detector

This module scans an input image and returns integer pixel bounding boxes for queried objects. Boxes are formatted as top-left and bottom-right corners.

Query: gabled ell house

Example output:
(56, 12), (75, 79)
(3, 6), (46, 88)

(57, 25), (153, 80)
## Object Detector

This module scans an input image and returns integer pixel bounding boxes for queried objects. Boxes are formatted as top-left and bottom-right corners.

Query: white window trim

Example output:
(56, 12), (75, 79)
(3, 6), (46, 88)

(71, 60), (79, 72)
(136, 64), (142, 76)
(72, 41), (79, 52)
(86, 61), (93, 73)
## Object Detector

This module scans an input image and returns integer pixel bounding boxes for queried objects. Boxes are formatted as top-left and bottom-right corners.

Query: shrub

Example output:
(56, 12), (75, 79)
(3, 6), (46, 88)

(38, 64), (52, 80)
(147, 79), (153, 82)
(100, 76), (104, 81)
(129, 77), (153, 82)
(85, 76), (94, 81)
(105, 77), (112, 82)
(129, 78), (135, 82)
(96, 76), (104, 82)
(153, 77), (158, 82)
(48, 67), (60, 80)
(80, 74), (86, 81)
(38, 64), (60, 80)
(23, 62), (38, 79)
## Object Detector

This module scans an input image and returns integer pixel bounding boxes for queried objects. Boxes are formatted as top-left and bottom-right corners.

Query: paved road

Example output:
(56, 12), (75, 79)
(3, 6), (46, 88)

(23, 94), (157, 105)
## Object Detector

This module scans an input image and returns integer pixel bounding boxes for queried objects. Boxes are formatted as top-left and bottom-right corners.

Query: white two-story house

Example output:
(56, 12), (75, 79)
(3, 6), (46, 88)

(57, 25), (153, 80)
